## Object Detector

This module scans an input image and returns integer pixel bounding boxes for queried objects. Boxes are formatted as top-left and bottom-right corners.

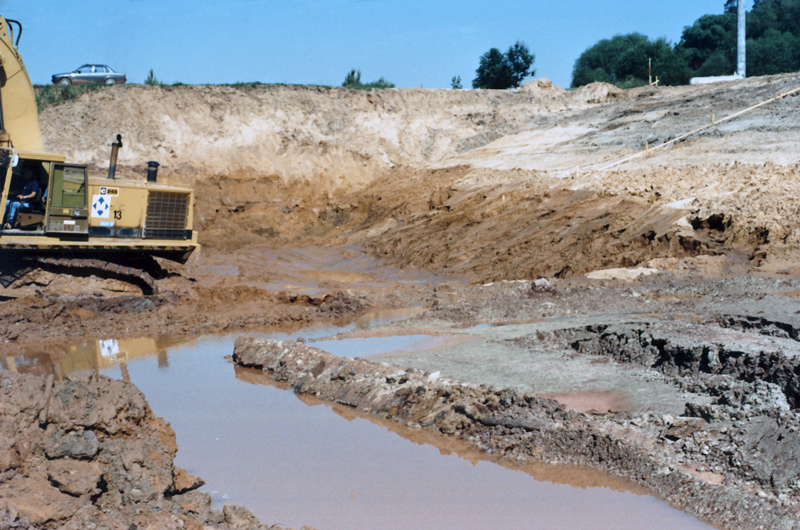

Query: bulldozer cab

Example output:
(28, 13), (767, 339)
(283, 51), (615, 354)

(1, 151), (89, 234)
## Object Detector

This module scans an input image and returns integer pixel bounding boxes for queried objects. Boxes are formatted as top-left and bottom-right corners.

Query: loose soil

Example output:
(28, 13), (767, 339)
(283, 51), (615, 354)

(4, 74), (800, 528)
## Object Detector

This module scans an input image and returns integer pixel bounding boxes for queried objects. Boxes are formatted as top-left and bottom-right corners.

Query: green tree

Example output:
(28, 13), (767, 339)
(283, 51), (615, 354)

(746, 28), (800, 75)
(677, 13), (737, 73)
(572, 33), (690, 88)
(505, 41), (536, 87)
(677, 0), (800, 78)
(574, 0), (800, 86)
(748, 0), (800, 38)
(472, 41), (535, 89)
(695, 50), (733, 76)
(451, 75), (462, 89)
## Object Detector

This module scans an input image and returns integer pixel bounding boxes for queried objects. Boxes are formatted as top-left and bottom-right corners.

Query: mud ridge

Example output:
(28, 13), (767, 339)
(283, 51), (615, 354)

(232, 336), (800, 530)
(718, 315), (800, 342)
(567, 323), (800, 409)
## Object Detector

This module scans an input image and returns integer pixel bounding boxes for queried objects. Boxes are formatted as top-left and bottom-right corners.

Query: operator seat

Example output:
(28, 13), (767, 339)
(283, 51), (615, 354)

(17, 185), (47, 229)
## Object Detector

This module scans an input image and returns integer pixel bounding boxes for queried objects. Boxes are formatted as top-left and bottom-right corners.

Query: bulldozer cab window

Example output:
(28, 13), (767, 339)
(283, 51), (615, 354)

(5, 161), (45, 198)
(50, 165), (86, 209)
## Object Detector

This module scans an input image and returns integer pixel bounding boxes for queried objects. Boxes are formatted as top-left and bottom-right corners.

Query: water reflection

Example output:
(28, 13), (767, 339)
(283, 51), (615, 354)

(0, 336), (190, 381)
(0, 306), (428, 379)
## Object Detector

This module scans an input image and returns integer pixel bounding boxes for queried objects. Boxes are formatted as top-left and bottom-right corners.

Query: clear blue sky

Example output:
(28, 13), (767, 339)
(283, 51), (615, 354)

(4, 1), (743, 89)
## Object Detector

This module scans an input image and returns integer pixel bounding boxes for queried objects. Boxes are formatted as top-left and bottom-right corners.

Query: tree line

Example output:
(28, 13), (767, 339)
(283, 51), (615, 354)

(340, 0), (798, 91)
(572, 0), (800, 88)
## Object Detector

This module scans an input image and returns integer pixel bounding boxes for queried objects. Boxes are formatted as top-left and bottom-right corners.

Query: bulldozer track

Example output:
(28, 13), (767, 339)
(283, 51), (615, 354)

(26, 256), (159, 294)
(32, 257), (159, 294)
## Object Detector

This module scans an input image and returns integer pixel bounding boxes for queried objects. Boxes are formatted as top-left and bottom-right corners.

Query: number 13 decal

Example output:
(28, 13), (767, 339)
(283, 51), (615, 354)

(113, 210), (122, 220)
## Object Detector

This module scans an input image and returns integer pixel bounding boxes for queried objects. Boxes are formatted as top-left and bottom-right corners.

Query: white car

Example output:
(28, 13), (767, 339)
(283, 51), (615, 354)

(51, 64), (127, 86)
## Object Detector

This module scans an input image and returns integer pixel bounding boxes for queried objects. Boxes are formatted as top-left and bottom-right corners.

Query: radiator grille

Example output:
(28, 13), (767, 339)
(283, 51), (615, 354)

(144, 192), (190, 240)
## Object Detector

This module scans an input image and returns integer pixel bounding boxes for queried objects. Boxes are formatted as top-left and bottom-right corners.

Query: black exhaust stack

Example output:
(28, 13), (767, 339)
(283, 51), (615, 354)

(146, 161), (160, 182)
(108, 134), (122, 180)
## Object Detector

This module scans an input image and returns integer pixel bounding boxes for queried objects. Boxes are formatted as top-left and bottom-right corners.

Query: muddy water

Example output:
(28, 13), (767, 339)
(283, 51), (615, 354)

(4, 324), (716, 530)
(202, 245), (456, 294)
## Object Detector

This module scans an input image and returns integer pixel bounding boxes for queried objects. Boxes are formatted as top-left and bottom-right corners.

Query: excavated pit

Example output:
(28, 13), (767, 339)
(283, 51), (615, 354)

(4, 73), (800, 529)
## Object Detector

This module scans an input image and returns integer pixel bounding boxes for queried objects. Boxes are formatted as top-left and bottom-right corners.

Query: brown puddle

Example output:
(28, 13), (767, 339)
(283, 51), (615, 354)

(2, 331), (716, 530)
(539, 389), (634, 414)
(200, 245), (457, 293)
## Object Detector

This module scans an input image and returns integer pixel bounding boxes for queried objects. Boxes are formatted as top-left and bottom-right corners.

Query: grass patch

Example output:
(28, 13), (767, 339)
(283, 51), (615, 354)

(34, 81), (340, 109)
(34, 84), (104, 112)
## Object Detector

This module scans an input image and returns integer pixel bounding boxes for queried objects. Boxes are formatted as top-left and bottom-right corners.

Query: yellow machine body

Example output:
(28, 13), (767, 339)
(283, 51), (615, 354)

(0, 17), (43, 151)
(0, 16), (198, 263)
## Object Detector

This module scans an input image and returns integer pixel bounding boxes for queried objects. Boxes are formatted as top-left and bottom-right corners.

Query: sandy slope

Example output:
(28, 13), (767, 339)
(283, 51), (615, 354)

(37, 74), (800, 281)
(40, 80), (620, 191)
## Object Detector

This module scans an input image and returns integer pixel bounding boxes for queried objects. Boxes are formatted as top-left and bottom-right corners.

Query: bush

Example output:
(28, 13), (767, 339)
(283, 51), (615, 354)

(145, 69), (164, 86)
(341, 69), (395, 90)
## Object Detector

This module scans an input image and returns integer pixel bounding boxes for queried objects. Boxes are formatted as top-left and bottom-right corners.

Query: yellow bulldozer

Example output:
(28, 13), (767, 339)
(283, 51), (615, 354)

(0, 16), (198, 293)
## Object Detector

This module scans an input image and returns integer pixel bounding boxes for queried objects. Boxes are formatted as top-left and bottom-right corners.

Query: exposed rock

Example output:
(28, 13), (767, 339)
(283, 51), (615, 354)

(172, 466), (205, 495)
(739, 418), (800, 491)
(0, 505), (35, 529)
(46, 458), (103, 497)
(0, 371), (299, 529)
(44, 429), (100, 460)
(665, 417), (707, 440)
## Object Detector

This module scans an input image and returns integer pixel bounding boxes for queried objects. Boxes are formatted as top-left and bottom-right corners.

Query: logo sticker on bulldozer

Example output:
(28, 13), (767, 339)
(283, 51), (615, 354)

(92, 195), (111, 218)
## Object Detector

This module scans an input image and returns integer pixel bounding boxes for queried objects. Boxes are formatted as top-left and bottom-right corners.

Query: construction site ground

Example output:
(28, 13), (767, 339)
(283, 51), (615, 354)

(3, 73), (800, 529)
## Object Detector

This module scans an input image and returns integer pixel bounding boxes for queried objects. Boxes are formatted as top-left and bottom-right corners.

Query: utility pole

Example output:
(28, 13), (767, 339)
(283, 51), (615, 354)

(737, 0), (746, 77)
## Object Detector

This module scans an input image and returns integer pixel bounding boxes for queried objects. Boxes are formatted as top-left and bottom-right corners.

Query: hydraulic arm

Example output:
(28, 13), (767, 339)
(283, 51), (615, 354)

(0, 17), (43, 151)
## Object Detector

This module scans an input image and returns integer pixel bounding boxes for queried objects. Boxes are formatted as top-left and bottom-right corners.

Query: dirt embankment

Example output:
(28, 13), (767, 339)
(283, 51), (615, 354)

(3, 74), (798, 347)
(39, 79), (614, 193)
(0, 370), (291, 529)
(38, 74), (800, 281)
